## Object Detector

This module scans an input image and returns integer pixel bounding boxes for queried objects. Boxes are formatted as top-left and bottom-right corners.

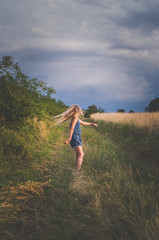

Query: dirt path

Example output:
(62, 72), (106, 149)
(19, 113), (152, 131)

(41, 125), (125, 240)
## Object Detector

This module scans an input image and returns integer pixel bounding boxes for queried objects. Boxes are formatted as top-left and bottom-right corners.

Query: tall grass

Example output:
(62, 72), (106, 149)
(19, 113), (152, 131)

(74, 122), (159, 240)
(88, 114), (159, 239)
(1, 116), (159, 240)
(0, 116), (63, 239)
(0, 118), (51, 185)
(91, 112), (159, 130)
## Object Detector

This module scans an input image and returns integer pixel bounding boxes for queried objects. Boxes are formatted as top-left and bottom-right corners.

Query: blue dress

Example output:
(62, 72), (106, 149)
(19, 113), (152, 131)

(70, 118), (82, 148)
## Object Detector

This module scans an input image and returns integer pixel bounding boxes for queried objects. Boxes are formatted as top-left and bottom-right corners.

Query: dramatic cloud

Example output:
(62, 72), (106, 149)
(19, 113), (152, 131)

(0, 0), (159, 111)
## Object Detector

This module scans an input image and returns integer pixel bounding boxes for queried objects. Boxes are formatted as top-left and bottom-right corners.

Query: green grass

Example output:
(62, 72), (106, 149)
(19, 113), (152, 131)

(0, 119), (159, 240)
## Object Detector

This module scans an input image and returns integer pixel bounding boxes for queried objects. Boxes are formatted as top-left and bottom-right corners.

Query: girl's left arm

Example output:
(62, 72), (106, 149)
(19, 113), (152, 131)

(79, 119), (98, 127)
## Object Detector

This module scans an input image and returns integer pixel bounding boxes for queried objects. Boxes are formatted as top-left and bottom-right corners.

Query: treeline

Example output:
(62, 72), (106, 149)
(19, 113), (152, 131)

(85, 98), (159, 116)
(0, 56), (67, 128)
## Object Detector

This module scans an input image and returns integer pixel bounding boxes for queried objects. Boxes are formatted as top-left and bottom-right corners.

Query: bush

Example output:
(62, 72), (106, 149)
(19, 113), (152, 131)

(117, 109), (125, 113)
(0, 56), (68, 127)
(0, 56), (56, 125)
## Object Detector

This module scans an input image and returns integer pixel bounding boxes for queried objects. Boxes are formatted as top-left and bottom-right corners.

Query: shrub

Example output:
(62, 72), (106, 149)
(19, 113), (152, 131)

(117, 109), (125, 113)
(0, 56), (56, 125)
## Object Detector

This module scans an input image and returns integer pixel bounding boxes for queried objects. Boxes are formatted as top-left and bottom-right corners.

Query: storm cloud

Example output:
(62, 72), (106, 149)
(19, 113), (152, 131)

(0, 0), (159, 111)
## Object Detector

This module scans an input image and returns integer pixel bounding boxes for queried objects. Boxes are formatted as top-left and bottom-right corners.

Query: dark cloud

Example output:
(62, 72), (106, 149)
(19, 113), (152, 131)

(0, 0), (159, 112)
(118, 3), (159, 32)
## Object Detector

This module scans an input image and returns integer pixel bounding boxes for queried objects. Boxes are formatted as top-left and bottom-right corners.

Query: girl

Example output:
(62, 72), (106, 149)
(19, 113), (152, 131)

(53, 105), (98, 171)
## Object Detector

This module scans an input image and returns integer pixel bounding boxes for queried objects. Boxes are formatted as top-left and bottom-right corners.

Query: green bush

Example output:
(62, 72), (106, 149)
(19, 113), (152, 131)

(0, 56), (57, 125)
(117, 109), (125, 113)
(129, 110), (134, 113)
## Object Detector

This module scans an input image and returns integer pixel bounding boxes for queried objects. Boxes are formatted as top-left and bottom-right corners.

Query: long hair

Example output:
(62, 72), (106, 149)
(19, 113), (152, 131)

(53, 104), (83, 125)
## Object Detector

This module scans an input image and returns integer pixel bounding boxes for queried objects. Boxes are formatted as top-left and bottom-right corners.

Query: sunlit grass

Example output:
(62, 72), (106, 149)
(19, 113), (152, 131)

(91, 112), (159, 130)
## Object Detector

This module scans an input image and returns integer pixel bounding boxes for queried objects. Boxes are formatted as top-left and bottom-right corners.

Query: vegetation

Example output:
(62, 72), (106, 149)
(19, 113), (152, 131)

(84, 104), (105, 118)
(117, 109), (125, 113)
(0, 56), (67, 126)
(129, 110), (134, 113)
(0, 55), (67, 238)
(145, 97), (159, 112)
(1, 117), (159, 239)
(91, 112), (159, 129)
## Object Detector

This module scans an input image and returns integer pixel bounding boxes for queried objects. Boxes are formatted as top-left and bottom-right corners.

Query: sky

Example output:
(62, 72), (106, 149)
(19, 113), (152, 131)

(1, 0), (159, 112)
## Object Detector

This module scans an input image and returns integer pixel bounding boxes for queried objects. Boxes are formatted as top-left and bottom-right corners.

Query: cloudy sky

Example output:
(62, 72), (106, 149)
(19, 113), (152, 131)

(1, 0), (159, 112)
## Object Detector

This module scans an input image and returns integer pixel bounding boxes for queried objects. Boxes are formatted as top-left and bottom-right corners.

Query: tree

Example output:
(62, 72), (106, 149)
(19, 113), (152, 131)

(99, 107), (105, 113)
(0, 56), (56, 125)
(145, 98), (159, 112)
(117, 109), (125, 113)
(84, 105), (105, 118)
(129, 110), (134, 113)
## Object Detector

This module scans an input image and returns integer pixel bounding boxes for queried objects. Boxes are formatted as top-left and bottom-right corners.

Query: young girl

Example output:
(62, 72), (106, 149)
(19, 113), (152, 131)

(53, 105), (97, 171)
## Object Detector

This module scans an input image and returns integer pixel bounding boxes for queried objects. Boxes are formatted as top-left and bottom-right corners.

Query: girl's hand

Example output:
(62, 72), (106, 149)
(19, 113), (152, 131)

(92, 123), (98, 127)
(64, 139), (71, 144)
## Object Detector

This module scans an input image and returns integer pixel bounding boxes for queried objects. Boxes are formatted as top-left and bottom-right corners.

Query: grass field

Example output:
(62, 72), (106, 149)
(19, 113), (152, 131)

(0, 113), (159, 240)
(91, 112), (159, 129)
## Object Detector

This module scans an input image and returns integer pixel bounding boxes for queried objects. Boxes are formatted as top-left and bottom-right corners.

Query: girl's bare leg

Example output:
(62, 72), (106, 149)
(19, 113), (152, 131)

(74, 146), (84, 171)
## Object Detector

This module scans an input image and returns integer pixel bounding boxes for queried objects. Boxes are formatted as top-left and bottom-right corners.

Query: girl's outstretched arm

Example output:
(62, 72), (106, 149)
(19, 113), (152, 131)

(64, 117), (78, 144)
(79, 119), (98, 127)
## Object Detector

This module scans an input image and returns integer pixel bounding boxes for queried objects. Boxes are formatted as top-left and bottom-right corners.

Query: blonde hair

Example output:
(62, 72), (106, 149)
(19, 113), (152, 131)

(53, 104), (83, 125)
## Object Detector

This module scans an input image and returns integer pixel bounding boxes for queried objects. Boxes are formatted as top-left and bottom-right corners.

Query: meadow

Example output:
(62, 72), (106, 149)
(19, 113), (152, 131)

(1, 112), (159, 240)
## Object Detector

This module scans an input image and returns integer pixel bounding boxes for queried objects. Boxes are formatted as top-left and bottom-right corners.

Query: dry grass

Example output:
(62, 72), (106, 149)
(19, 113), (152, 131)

(31, 118), (50, 140)
(70, 171), (98, 198)
(0, 180), (52, 238)
(0, 180), (52, 219)
(91, 112), (159, 129)
(0, 180), (53, 239)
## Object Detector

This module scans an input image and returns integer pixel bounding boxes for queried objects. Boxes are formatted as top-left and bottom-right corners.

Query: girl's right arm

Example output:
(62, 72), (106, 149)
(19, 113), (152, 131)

(79, 119), (98, 127)
(64, 117), (78, 144)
